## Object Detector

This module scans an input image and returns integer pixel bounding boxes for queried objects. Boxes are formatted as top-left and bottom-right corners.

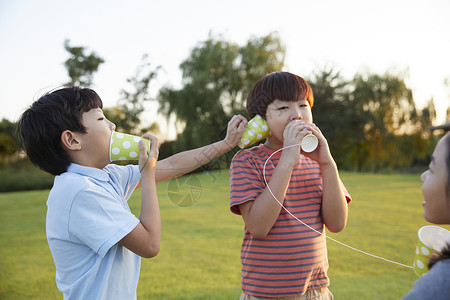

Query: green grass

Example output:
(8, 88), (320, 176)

(1, 170), (448, 299)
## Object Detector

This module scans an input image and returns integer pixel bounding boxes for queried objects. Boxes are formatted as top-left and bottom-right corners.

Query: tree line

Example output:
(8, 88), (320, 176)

(1, 33), (448, 173)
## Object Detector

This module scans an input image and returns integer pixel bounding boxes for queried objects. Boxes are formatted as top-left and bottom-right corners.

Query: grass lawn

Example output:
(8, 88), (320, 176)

(1, 170), (448, 299)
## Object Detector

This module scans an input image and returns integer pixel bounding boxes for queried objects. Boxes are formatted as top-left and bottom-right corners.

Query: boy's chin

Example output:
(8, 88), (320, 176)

(424, 212), (448, 225)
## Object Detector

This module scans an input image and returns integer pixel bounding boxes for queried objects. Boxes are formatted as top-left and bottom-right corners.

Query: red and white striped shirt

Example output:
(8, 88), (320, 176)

(230, 144), (351, 297)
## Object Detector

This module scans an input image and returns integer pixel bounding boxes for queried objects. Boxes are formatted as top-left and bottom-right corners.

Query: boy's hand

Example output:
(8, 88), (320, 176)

(295, 121), (334, 166)
(139, 134), (159, 174)
(223, 115), (247, 149)
(280, 121), (304, 166)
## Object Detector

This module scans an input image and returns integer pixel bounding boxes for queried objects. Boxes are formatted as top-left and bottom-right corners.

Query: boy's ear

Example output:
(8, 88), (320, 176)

(61, 130), (81, 151)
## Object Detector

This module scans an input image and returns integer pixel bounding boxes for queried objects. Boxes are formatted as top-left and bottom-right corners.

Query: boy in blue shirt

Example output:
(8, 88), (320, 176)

(16, 86), (246, 299)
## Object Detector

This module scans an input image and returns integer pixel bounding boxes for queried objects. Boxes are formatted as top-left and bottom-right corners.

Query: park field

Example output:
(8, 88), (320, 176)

(1, 170), (449, 299)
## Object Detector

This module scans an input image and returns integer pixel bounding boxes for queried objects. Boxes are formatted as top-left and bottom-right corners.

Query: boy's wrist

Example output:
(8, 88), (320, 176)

(319, 160), (338, 171)
(140, 167), (156, 180)
(219, 139), (235, 152)
(278, 148), (300, 168)
(277, 155), (297, 170)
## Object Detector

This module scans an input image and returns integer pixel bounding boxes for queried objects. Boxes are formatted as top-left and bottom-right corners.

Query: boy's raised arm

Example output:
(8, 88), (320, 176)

(319, 161), (348, 233)
(301, 123), (348, 233)
(155, 115), (247, 183)
(120, 135), (160, 258)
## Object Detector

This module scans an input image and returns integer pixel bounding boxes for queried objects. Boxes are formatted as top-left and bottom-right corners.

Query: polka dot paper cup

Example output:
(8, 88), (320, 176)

(239, 115), (271, 149)
(413, 225), (450, 277)
(109, 131), (150, 161)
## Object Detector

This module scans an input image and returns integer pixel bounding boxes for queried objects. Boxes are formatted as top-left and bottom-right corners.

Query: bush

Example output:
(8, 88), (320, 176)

(0, 159), (54, 192)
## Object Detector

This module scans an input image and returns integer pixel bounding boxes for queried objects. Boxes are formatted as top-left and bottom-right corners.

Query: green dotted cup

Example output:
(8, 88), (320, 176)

(109, 131), (150, 161)
(413, 225), (450, 277)
(239, 115), (271, 149)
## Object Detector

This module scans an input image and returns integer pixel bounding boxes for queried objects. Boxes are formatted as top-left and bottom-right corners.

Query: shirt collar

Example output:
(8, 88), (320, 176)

(66, 163), (110, 182)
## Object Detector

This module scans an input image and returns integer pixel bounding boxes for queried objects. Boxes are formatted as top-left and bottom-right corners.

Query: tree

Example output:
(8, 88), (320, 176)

(415, 98), (436, 133)
(64, 39), (105, 87)
(0, 119), (17, 162)
(445, 77), (450, 121)
(307, 67), (369, 170)
(308, 68), (433, 172)
(411, 99), (437, 164)
(157, 32), (285, 152)
(350, 72), (417, 171)
(104, 55), (160, 135)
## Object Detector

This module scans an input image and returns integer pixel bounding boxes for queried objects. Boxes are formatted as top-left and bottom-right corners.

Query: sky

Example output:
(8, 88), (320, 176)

(1, 0), (449, 140)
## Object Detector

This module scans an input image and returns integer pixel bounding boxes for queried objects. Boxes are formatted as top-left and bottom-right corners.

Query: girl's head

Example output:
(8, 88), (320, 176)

(16, 86), (103, 175)
(246, 72), (314, 119)
(421, 132), (450, 224)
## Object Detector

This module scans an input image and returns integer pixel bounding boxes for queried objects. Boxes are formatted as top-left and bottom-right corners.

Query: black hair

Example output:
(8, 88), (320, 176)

(16, 86), (103, 175)
(246, 72), (314, 119)
(428, 243), (450, 270)
(445, 133), (450, 197)
(428, 133), (450, 269)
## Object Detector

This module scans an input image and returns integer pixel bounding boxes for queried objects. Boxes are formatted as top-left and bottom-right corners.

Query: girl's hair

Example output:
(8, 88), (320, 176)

(429, 132), (450, 269)
(16, 86), (103, 176)
(246, 72), (314, 119)
(445, 133), (450, 196)
(429, 243), (450, 269)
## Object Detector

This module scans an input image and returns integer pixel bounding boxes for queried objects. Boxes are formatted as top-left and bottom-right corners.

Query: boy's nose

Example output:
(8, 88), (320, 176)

(291, 108), (303, 121)
(110, 121), (116, 131)
(420, 171), (427, 182)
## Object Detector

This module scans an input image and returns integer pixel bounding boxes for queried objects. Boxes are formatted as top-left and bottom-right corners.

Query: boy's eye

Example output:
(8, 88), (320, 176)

(98, 117), (104, 121)
(278, 106), (288, 110)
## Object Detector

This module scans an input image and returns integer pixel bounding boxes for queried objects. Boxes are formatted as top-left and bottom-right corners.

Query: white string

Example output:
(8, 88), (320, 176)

(263, 144), (413, 269)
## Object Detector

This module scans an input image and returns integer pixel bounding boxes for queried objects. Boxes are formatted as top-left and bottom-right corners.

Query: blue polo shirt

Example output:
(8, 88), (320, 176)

(46, 163), (141, 300)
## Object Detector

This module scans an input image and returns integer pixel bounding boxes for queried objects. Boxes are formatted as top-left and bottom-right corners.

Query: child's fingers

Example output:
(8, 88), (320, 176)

(225, 115), (248, 147)
(141, 133), (153, 140)
(286, 121), (310, 138)
(228, 115), (247, 132)
(291, 121), (325, 142)
(139, 135), (159, 171)
(235, 115), (248, 132)
(138, 140), (149, 160)
(141, 135), (158, 157)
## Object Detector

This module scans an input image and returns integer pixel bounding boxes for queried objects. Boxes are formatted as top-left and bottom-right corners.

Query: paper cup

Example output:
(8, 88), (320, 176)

(413, 225), (450, 277)
(301, 134), (318, 152)
(239, 115), (271, 149)
(109, 131), (150, 161)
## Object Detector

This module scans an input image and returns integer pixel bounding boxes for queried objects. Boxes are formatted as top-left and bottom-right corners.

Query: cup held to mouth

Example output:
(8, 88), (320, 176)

(109, 131), (151, 161)
(301, 133), (318, 152)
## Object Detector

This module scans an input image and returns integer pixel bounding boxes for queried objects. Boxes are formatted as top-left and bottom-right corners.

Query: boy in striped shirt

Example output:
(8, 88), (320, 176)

(230, 72), (351, 299)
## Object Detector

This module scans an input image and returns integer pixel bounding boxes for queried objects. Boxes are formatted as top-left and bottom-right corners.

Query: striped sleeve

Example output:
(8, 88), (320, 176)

(229, 149), (265, 215)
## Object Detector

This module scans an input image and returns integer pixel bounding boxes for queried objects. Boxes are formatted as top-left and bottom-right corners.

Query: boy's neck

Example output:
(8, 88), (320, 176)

(70, 152), (108, 170)
(264, 139), (283, 151)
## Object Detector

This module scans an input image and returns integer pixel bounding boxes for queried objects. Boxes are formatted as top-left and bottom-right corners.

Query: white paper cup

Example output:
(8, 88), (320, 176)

(413, 225), (450, 277)
(301, 134), (318, 152)
(109, 131), (150, 161)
